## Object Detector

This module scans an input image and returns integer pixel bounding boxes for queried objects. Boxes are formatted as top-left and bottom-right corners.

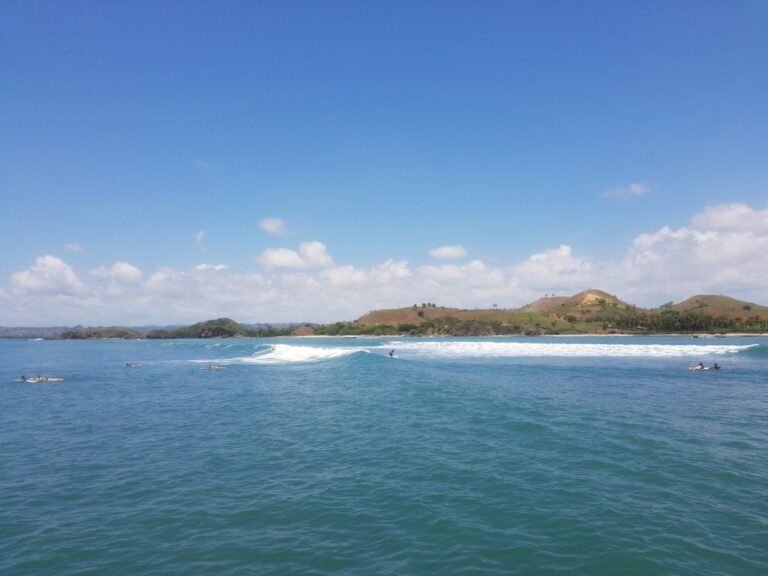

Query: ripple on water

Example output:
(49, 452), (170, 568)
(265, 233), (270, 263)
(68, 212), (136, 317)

(1, 337), (767, 575)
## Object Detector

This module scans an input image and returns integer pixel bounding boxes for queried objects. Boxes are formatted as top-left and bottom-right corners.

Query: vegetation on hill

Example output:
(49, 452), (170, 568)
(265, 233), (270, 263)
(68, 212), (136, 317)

(345, 290), (768, 336)
(60, 327), (143, 339)
(3, 291), (767, 340)
(0, 326), (69, 339)
(146, 318), (297, 339)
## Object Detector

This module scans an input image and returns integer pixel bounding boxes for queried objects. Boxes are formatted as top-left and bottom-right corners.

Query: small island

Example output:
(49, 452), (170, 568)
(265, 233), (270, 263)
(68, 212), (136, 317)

(60, 327), (143, 340)
(146, 318), (290, 339)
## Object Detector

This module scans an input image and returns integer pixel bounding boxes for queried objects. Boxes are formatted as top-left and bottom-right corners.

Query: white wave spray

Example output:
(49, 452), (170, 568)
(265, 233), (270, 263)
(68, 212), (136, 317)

(239, 344), (368, 364)
(384, 341), (759, 358)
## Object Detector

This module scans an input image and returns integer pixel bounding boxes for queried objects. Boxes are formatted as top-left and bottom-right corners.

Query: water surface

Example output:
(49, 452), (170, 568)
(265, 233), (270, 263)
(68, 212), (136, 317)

(2, 337), (767, 575)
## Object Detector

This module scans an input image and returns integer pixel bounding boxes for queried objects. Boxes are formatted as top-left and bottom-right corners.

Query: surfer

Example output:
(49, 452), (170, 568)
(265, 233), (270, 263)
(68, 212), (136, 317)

(20, 374), (27, 382)
(388, 349), (395, 358)
(712, 363), (721, 370)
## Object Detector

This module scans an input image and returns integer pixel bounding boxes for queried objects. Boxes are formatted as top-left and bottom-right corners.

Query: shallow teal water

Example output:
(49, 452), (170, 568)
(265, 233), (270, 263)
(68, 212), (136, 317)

(2, 337), (767, 575)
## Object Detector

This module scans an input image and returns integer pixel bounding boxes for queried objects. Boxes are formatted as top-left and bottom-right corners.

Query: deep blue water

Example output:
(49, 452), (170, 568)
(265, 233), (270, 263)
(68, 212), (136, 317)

(2, 336), (767, 575)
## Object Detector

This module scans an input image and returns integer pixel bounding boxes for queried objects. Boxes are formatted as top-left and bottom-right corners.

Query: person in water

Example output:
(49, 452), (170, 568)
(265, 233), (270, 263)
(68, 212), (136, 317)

(712, 363), (721, 370)
(388, 349), (395, 358)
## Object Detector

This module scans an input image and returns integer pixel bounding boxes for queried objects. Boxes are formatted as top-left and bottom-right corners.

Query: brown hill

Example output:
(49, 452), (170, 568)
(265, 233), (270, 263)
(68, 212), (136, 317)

(357, 305), (461, 327)
(348, 290), (768, 336)
(519, 296), (571, 313)
(522, 289), (629, 314)
(668, 295), (768, 320)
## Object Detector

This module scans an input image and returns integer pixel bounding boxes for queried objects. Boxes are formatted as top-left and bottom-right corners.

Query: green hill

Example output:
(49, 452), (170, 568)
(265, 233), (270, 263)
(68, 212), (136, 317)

(341, 290), (768, 336)
(145, 318), (298, 339)
(60, 327), (142, 339)
(148, 318), (251, 339)
(670, 295), (768, 319)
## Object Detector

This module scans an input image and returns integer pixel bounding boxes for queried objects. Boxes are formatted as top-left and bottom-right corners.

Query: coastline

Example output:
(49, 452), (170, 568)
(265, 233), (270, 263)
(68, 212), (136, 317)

(288, 332), (768, 339)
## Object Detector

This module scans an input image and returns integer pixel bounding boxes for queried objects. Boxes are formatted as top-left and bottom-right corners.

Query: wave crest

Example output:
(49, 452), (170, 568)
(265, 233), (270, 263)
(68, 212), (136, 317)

(241, 344), (368, 364)
(385, 341), (760, 358)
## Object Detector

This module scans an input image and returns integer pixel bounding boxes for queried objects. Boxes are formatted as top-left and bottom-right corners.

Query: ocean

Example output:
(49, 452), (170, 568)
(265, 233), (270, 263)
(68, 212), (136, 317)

(2, 336), (767, 575)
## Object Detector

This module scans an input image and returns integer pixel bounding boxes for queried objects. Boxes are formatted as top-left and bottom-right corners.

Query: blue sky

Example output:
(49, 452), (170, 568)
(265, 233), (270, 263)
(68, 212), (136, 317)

(1, 1), (767, 324)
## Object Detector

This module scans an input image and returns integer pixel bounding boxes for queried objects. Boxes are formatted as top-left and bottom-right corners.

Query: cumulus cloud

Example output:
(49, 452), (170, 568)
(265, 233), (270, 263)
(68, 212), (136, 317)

(429, 245), (467, 260)
(603, 182), (652, 199)
(10, 255), (84, 295)
(195, 263), (228, 271)
(258, 248), (306, 269)
(420, 260), (504, 287)
(259, 217), (287, 235)
(257, 241), (334, 269)
(512, 245), (594, 293)
(370, 260), (411, 283)
(320, 265), (368, 288)
(616, 204), (768, 304)
(91, 261), (142, 283)
(299, 241), (334, 267)
(3, 203), (767, 324)
(691, 203), (768, 232)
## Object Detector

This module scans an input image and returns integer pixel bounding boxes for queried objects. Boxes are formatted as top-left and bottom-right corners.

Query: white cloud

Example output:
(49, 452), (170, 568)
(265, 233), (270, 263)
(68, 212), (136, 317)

(3, 203), (767, 325)
(320, 265), (368, 288)
(616, 204), (768, 304)
(257, 241), (334, 269)
(691, 203), (768, 232)
(258, 247), (307, 269)
(512, 245), (594, 293)
(195, 263), (229, 271)
(603, 182), (652, 199)
(299, 241), (334, 267)
(10, 255), (84, 295)
(259, 217), (287, 235)
(65, 243), (83, 253)
(429, 245), (467, 260)
(419, 260), (504, 287)
(91, 261), (142, 283)
(370, 260), (411, 283)
(195, 230), (207, 250)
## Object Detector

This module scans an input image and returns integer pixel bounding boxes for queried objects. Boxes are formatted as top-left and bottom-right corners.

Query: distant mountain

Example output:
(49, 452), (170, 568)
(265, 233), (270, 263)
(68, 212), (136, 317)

(332, 290), (768, 336)
(669, 295), (768, 319)
(0, 326), (70, 339)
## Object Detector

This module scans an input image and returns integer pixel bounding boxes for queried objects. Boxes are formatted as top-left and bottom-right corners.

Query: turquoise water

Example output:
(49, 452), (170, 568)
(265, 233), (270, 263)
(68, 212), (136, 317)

(2, 336), (767, 575)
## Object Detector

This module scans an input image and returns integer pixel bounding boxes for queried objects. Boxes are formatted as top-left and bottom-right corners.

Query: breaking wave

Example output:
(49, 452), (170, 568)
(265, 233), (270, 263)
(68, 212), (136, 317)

(188, 340), (764, 365)
(235, 344), (369, 364)
(384, 341), (761, 359)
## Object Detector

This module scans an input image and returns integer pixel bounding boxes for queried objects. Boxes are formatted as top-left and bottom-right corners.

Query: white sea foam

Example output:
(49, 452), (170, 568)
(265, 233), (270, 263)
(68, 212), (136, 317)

(383, 341), (759, 358)
(239, 344), (368, 364)
(191, 341), (760, 365)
